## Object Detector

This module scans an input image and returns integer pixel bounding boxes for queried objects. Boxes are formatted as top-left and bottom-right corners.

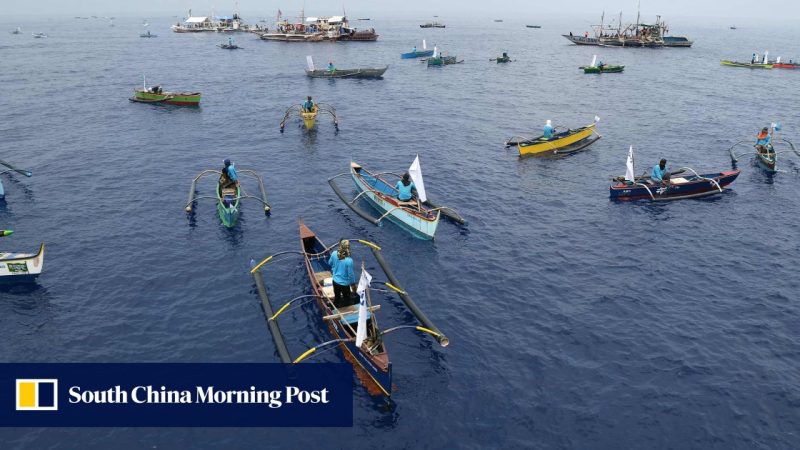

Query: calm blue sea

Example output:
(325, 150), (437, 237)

(1, 14), (799, 449)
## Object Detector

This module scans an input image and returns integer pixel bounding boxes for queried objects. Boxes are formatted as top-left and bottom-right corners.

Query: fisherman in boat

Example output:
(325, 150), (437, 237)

(543, 120), (554, 139)
(328, 240), (356, 307)
(751, 53), (757, 64)
(651, 159), (671, 185)
(395, 173), (419, 206)
(327, 61), (336, 73)
(755, 126), (773, 154)
(303, 96), (315, 112)
(412, 45), (417, 53)
(221, 158), (238, 188)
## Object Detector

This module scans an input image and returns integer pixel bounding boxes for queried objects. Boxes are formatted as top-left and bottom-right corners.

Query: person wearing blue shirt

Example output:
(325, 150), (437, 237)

(328, 240), (356, 307)
(395, 173), (417, 202)
(543, 120), (554, 139)
(327, 62), (335, 73)
(755, 126), (772, 150)
(651, 158), (670, 185)
(412, 46), (417, 53)
(302, 96), (315, 112)
(221, 158), (238, 188)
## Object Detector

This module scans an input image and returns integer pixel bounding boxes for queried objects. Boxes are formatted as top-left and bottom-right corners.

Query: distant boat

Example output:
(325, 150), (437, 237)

(730, 26), (737, 30)
(10, 27), (21, 34)
(420, 21), (445, 28)
(526, 25), (541, 28)
(32, 32), (47, 38)
(140, 30), (158, 38)
(357, 18), (371, 21)
(494, 19), (503, 22)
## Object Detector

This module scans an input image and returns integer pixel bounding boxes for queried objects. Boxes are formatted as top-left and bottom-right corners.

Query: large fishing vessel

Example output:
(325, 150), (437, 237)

(259, 11), (378, 42)
(171, 9), (260, 33)
(564, 12), (692, 48)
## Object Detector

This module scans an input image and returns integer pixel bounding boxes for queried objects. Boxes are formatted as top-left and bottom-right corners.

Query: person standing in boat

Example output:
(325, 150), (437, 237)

(543, 120), (554, 139)
(755, 126), (772, 153)
(222, 158), (238, 188)
(751, 53), (757, 64)
(302, 96), (315, 112)
(395, 173), (417, 205)
(651, 159), (671, 185)
(328, 240), (356, 308)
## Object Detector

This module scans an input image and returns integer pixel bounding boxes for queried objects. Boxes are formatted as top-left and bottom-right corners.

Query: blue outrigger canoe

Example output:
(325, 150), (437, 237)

(401, 49), (434, 59)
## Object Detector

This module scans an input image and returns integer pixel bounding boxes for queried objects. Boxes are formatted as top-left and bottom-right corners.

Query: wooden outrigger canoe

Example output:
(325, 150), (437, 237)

(305, 66), (388, 79)
(729, 138), (798, 174)
(401, 49), (434, 59)
(513, 121), (600, 156)
(582, 64), (624, 73)
(130, 87), (201, 105)
(185, 168), (271, 228)
(610, 169), (740, 201)
(0, 234), (44, 283)
(248, 221), (449, 397)
(720, 60), (773, 69)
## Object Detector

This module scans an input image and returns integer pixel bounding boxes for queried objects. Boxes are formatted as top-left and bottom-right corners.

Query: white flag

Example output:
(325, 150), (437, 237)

(422, 39), (427, 50)
(408, 155), (427, 203)
(355, 268), (372, 347)
(625, 146), (635, 182)
(306, 55), (315, 71)
(591, 55), (597, 67)
(433, 46), (438, 58)
(763, 51), (768, 64)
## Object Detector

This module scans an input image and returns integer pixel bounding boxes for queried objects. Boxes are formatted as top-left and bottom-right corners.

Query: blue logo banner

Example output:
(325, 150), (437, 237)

(0, 363), (353, 427)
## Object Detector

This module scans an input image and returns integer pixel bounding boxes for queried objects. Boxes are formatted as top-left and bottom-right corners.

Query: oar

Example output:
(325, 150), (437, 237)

(1, 230), (13, 237)
(0, 160), (32, 177)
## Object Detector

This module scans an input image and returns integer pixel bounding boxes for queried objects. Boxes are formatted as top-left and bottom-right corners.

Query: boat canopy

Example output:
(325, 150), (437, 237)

(214, 15), (234, 20)
(305, 17), (319, 22)
(185, 16), (210, 23)
(328, 16), (345, 23)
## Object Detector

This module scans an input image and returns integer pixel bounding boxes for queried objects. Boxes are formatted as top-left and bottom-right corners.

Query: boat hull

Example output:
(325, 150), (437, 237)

(401, 50), (434, 59)
(609, 170), (741, 201)
(583, 65), (624, 73)
(350, 163), (440, 240)
(301, 106), (318, 129)
(305, 66), (388, 79)
(517, 124), (597, 155)
(216, 184), (240, 227)
(299, 222), (392, 397)
(773, 63), (799, 69)
(720, 60), (773, 69)
(757, 150), (777, 173)
(0, 243), (44, 283)
(131, 89), (201, 105)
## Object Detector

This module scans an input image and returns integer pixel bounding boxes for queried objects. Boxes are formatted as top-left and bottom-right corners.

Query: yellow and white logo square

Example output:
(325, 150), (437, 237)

(16, 379), (58, 411)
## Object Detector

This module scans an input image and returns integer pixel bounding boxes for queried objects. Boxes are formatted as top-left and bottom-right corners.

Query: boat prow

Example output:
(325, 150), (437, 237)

(0, 243), (45, 283)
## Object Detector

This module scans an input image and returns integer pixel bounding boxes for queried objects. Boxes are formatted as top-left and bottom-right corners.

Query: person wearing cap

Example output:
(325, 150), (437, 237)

(543, 120), (554, 139)
(221, 159), (238, 188)
(302, 96), (315, 112)
(327, 240), (356, 307)
(395, 172), (417, 204)
(755, 126), (772, 153)
(651, 158), (671, 185)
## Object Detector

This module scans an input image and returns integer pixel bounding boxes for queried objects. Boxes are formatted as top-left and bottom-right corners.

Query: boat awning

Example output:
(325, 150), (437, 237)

(305, 17), (318, 22)
(215, 15), (233, 20)
(185, 17), (208, 23)
(328, 16), (345, 23)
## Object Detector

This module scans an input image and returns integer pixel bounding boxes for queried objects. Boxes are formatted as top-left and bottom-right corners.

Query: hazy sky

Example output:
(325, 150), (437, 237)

(6, 0), (799, 22)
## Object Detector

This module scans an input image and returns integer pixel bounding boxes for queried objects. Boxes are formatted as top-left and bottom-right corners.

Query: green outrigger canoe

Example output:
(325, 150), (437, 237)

(216, 183), (240, 228)
(720, 60), (773, 69)
(130, 87), (201, 106)
(582, 65), (624, 74)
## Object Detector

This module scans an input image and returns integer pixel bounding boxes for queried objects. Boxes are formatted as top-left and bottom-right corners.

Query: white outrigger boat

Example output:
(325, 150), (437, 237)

(0, 231), (44, 283)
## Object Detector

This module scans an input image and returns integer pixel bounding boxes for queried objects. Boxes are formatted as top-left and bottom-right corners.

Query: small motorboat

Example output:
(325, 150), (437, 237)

(10, 27), (21, 34)
(0, 232), (45, 283)
(426, 48), (462, 66)
(493, 52), (512, 63)
(32, 32), (47, 38)
(526, 25), (542, 28)
(508, 117), (601, 156)
(140, 31), (157, 38)
(130, 77), (201, 106)
(218, 38), (241, 49)
(581, 55), (623, 73)
(401, 39), (434, 59)
(304, 56), (385, 78)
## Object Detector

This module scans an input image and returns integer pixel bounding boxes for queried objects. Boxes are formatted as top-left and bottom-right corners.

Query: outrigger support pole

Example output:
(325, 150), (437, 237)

(250, 259), (292, 363)
(239, 169), (271, 214)
(369, 247), (449, 347)
(327, 177), (381, 225)
(185, 170), (220, 212)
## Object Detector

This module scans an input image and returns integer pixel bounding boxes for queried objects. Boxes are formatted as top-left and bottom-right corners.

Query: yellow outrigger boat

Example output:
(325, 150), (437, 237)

(511, 119), (600, 156)
(301, 105), (318, 129)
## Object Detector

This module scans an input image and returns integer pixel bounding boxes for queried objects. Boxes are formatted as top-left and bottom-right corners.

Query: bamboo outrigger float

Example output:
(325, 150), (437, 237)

(0, 159), (33, 200)
(279, 102), (339, 132)
(248, 220), (448, 397)
(328, 157), (465, 240)
(185, 167), (270, 228)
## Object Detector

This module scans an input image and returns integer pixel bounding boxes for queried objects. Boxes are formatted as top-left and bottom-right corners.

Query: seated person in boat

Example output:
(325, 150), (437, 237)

(221, 158), (239, 188)
(302, 96), (315, 112)
(543, 120), (554, 139)
(327, 62), (335, 73)
(395, 173), (417, 204)
(149, 85), (162, 94)
(651, 159), (671, 185)
(412, 46), (417, 53)
(328, 240), (357, 307)
(755, 127), (772, 153)
(597, 61), (605, 70)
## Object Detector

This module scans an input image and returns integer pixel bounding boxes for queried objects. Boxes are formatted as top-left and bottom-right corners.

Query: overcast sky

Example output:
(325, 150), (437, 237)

(5, 0), (798, 22)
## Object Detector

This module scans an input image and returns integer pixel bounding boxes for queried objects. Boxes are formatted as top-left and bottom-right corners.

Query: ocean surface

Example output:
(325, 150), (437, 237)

(1, 14), (799, 449)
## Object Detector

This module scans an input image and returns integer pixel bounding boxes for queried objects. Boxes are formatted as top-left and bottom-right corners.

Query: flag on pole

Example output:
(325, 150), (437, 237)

(408, 155), (428, 203)
(355, 268), (372, 347)
(306, 55), (315, 71)
(625, 146), (635, 182)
